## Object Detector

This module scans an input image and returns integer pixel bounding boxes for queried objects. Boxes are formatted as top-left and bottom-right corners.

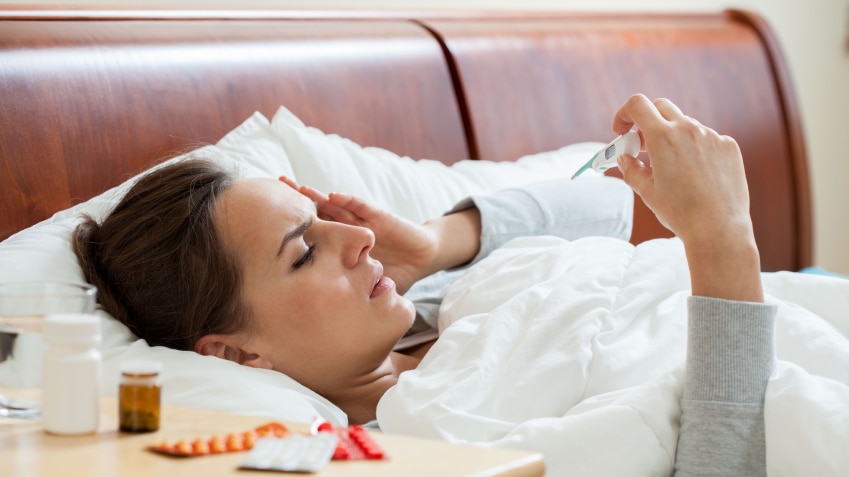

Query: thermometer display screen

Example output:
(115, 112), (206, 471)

(604, 144), (617, 160)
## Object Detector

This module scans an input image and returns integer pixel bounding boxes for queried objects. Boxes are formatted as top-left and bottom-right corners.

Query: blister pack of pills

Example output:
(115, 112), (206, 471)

(147, 421), (289, 457)
(315, 423), (386, 460)
(239, 434), (339, 473)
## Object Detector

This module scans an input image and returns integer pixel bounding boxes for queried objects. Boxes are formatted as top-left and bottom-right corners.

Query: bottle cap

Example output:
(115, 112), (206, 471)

(43, 313), (101, 346)
(121, 359), (162, 376)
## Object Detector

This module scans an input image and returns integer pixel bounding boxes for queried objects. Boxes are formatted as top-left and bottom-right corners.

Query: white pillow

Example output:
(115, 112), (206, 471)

(268, 105), (603, 223)
(0, 106), (607, 425)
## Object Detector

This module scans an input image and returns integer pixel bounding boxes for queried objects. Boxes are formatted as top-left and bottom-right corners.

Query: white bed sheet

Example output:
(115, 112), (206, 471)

(377, 236), (849, 476)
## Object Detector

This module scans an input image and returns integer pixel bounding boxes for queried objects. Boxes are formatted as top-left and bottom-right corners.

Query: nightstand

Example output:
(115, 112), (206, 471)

(1, 397), (545, 476)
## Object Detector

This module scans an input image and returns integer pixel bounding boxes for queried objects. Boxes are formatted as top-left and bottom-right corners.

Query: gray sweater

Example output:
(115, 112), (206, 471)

(400, 177), (776, 476)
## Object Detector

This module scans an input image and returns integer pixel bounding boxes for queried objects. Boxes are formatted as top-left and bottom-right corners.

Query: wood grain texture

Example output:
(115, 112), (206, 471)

(423, 11), (809, 271)
(0, 9), (811, 272)
(0, 18), (467, 240)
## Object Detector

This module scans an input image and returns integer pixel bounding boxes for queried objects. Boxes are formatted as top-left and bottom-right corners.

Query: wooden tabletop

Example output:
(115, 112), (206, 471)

(1, 397), (544, 476)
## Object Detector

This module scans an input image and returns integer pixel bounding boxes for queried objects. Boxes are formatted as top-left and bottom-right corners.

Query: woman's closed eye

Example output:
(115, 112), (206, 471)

(292, 244), (316, 269)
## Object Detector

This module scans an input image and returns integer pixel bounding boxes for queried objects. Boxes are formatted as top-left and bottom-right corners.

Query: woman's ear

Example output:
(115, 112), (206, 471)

(194, 334), (273, 370)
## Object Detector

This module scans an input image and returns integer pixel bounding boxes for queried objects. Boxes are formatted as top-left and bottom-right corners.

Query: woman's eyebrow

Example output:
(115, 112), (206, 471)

(277, 216), (314, 258)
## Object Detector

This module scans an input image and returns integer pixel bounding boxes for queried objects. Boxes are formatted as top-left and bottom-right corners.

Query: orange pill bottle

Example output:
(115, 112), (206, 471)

(119, 360), (162, 433)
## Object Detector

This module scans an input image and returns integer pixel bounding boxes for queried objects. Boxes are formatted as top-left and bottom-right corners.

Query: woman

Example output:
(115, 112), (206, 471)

(74, 95), (774, 476)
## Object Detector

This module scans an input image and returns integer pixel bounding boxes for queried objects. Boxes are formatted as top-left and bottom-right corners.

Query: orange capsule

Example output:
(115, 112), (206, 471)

(192, 438), (211, 456)
(175, 440), (192, 455)
(154, 440), (173, 453)
(255, 421), (289, 437)
(226, 432), (244, 452)
(242, 431), (257, 450)
(209, 435), (227, 454)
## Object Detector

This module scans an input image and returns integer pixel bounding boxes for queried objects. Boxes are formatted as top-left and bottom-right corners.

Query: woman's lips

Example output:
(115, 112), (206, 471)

(369, 266), (395, 298)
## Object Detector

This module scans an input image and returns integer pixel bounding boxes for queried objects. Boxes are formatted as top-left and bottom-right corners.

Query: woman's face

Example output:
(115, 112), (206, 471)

(212, 178), (416, 389)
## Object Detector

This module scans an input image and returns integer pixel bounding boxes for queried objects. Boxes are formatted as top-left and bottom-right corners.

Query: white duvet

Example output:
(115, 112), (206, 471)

(377, 236), (849, 476)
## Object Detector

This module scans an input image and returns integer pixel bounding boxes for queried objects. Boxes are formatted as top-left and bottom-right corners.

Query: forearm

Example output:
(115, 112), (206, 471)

(683, 221), (763, 303)
(419, 207), (482, 278)
(448, 177), (634, 269)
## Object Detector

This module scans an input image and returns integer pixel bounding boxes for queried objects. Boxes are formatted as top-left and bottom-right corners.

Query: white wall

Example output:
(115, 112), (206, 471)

(6, 0), (849, 274)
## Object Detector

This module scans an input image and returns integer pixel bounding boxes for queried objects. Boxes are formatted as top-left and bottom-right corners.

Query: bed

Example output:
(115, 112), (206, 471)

(1, 7), (846, 476)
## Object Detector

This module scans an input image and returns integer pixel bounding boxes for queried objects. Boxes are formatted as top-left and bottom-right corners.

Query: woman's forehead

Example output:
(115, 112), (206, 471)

(222, 177), (303, 211)
(213, 178), (311, 244)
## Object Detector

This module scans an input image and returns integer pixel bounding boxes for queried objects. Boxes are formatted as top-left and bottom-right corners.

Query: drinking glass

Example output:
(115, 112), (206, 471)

(0, 282), (97, 419)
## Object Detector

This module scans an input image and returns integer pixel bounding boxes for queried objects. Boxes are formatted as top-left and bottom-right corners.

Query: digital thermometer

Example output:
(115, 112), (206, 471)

(571, 129), (641, 179)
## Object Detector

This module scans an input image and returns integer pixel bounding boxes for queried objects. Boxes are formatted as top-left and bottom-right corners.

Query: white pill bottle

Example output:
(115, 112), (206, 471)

(42, 313), (102, 435)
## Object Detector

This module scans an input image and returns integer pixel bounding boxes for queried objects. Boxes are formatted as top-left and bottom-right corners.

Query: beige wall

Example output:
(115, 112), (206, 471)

(6, 0), (849, 274)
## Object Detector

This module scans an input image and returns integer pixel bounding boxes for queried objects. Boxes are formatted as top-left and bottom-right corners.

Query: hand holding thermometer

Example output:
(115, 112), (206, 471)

(571, 129), (641, 179)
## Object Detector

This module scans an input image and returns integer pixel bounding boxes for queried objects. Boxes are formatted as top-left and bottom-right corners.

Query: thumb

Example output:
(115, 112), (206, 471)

(617, 154), (652, 198)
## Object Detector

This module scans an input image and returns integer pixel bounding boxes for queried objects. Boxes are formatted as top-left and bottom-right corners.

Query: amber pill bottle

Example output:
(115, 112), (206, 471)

(119, 360), (162, 433)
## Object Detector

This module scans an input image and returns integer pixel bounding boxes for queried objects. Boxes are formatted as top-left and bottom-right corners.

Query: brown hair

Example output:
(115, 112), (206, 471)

(72, 156), (248, 351)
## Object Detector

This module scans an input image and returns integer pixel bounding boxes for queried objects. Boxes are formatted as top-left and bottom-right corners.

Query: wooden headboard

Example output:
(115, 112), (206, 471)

(0, 8), (811, 272)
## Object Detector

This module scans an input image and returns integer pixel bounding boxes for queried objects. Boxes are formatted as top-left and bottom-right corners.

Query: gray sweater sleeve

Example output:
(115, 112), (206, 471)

(674, 296), (777, 477)
(450, 176), (633, 267)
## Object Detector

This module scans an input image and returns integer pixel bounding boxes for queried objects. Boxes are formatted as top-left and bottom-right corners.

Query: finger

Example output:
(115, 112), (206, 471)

(617, 154), (653, 199)
(327, 193), (383, 221)
(612, 94), (666, 135)
(278, 176), (333, 205)
(294, 184), (330, 204)
(315, 197), (362, 224)
(278, 175), (299, 190)
(652, 98), (686, 122)
(314, 193), (382, 227)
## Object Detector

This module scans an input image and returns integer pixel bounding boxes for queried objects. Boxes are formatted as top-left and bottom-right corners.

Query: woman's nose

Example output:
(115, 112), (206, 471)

(341, 224), (375, 269)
